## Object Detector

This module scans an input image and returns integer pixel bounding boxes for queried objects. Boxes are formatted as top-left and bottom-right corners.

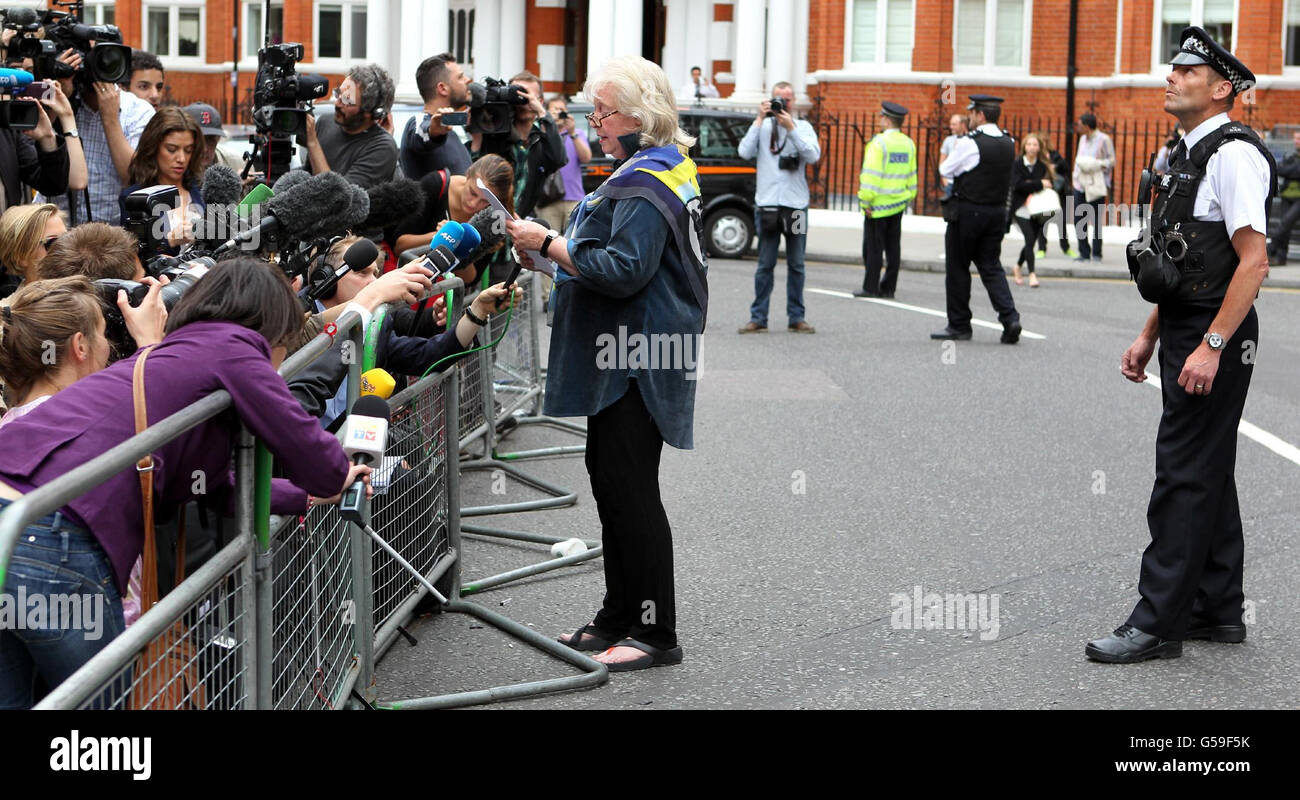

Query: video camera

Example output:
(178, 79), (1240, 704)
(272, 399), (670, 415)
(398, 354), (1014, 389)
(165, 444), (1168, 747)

(244, 42), (328, 184)
(0, 2), (131, 88)
(95, 256), (214, 357)
(466, 77), (529, 136)
(0, 67), (42, 130)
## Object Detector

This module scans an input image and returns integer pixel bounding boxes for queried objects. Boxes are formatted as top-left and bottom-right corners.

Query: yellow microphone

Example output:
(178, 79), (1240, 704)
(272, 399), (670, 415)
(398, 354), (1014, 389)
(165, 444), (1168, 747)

(360, 368), (396, 399)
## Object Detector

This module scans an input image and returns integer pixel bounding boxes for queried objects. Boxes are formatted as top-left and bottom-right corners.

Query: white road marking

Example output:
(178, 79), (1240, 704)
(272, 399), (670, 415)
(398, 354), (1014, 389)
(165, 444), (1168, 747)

(807, 288), (1048, 340)
(1143, 372), (1300, 468)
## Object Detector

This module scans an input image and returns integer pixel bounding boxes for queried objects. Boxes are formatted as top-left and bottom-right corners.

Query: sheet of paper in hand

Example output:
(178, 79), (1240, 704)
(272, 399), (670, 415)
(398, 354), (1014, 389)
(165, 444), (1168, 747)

(475, 177), (556, 277)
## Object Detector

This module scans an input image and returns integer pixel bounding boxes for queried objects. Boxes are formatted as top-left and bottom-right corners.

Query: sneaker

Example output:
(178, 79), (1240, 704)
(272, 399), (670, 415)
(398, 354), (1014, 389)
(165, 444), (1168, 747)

(738, 322), (768, 334)
(1063, 247), (1079, 258)
(1035, 249), (1047, 259)
(1091, 254), (1103, 262)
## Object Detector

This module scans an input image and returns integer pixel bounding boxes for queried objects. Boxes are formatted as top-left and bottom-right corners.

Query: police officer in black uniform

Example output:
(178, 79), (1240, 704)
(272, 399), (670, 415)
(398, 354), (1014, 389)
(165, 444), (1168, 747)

(1087, 27), (1276, 663)
(933, 95), (1021, 344)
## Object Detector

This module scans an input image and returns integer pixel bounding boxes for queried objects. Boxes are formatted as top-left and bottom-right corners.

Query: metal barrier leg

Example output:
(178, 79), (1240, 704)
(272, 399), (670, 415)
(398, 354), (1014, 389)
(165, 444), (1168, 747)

(459, 525), (602, 595)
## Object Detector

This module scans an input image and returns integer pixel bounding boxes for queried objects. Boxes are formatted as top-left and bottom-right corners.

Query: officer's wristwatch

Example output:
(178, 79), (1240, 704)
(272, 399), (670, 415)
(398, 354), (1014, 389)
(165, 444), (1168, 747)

(1204, 332), (1226, 351)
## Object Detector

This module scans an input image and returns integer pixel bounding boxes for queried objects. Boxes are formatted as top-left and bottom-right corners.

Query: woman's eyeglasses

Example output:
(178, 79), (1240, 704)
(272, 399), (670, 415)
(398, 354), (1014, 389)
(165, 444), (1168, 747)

(585, 109), (619, 129)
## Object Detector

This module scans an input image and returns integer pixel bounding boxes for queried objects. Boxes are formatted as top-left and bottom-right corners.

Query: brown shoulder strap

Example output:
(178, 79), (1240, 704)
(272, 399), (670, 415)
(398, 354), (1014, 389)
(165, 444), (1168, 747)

(134, 346), (159, 613)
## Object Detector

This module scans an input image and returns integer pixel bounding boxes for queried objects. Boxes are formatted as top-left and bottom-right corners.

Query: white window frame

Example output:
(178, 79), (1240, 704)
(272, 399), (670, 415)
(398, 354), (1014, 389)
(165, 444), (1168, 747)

(843, 0), (916, 67)
(313, 1), (369, 68)
(1149, 0), (1238, 75)
(1284, 0), (1300, 74)
(82, 1), (116, 26)
(241, 0), (286, 62)
(952, 0), (1032, 74)
(142, 1), (206, 64)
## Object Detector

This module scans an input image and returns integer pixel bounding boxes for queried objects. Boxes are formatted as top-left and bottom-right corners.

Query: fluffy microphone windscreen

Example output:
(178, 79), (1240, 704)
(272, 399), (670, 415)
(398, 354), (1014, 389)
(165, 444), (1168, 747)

(462, 207), (507, 263)
(271, 169), (313, 194)
(343, 183), (371, 231)
(200, 164), (243, 208)
(363, 178), (426, 232)
(266, 172), (354, 241)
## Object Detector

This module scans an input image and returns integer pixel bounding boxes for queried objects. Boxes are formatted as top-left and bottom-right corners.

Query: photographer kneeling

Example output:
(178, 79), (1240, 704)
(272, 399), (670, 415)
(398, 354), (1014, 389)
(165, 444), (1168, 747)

(0, 258), (370, 709)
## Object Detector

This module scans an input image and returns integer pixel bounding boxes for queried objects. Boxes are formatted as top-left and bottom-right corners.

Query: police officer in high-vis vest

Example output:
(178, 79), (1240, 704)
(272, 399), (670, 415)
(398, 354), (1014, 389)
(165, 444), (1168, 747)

(855, 102), (916, 299)
(934, 95), (1021, 344)
(1087, 27), (1276, 664)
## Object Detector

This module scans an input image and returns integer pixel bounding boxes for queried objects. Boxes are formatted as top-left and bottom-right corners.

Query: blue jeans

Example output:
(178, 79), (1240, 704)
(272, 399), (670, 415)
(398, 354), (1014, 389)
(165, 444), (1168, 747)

(750, 207), (808, 326)
(0, 498), (126, 709)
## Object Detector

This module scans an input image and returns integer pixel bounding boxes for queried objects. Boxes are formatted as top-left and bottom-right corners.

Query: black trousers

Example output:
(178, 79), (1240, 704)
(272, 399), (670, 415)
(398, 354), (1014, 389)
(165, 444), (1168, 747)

(1267, 197), (1299, 262)
(862, 212), (902, 294)
(1126, 304), (1258, 639)
(586, 380), (677, 650)
(1073, 191), (1106, 258)
(943, 202), (1019, 331)
(1013, 215), (1046, 273)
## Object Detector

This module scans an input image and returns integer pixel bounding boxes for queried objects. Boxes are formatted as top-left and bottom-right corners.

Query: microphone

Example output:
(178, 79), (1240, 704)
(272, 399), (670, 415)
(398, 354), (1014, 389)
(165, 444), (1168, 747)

(342, 182), (371, 232)
(362, 178), (426, 232)
(453, 224), (481, 261)
(360, 368), (396, 399)
(214, 172), (352, 254)
(237, 182), (273, 219)
(1, 8), (40, 28)
(338, 395), (391, 522)
(462, 207), (507, 264)
(305, 237), (379, 304)
(196, 164), (243, 245)
(201, 164), (242, 208)
(271, 169), (312, 195)
(0, 68), (34, 89)
(395, 219), (468, 269)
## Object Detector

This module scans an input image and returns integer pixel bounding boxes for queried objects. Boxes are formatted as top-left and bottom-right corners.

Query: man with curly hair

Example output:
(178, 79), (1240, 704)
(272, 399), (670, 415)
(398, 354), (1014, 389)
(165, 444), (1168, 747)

(304, 63), (398, 188)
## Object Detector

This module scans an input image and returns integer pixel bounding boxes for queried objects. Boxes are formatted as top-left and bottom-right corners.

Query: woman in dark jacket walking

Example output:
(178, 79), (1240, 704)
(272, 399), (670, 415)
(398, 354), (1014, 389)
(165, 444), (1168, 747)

(1006, 132), (1056, 288)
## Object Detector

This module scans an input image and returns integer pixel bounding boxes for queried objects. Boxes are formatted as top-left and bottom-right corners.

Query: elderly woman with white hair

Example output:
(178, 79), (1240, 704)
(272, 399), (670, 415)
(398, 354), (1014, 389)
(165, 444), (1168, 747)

(507, 55), (708, 672)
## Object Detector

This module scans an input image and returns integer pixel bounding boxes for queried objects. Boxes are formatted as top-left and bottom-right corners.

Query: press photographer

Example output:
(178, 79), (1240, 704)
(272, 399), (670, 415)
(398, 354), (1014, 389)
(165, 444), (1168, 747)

(401, 52), (472, 180)
(0, 67), (77, 215)
(304, 63), (398, 190)
(468, 70), (565, 219)
(119, 108), (206, 253)
(4, 2), (152, 225)
(0, 258), (373, 709)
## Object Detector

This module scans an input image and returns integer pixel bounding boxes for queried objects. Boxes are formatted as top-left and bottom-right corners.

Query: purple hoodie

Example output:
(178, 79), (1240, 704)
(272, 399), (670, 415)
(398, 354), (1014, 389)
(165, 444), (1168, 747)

(0, 320), (351, 591)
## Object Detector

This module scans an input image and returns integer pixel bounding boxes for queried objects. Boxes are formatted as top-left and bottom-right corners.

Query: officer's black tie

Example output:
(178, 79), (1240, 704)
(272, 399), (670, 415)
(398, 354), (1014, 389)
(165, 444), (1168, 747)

(1169, 141), (1187, 170)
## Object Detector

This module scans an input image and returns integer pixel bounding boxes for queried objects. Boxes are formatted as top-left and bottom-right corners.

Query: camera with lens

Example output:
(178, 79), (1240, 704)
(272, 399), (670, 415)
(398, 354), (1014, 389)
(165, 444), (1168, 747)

(0, 67), (41, 130)
(466, 77), (529, 136)
(251, 43), (328, 140)
(243, 42), (327, 185)
(1, 3), (131, 89)
(778, 154), (800, 171)
(94, 257), (213, 357)
(123, 184), (180, 264)
(767, 97), (787, 117)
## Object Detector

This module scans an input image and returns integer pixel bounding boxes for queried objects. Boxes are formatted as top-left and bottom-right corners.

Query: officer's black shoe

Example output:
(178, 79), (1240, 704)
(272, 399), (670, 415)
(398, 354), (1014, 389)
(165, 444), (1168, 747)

(853, 289), (881, 298)
(930, 327), (972, 340)
(1085, 624), (1182, 663)
(882, 291), (895, 299)
(1001, 321), (1022, 344)
(1185, 621), (1247, 643)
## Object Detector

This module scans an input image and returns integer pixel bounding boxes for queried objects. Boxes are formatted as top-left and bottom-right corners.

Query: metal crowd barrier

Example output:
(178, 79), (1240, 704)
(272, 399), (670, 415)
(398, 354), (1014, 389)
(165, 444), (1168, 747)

(2, 276), (608, 710)
(455, 270), (603, 594)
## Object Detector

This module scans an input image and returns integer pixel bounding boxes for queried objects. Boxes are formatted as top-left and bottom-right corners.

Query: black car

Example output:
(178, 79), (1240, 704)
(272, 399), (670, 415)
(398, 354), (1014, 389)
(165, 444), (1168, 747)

(576, 105), (758, 258)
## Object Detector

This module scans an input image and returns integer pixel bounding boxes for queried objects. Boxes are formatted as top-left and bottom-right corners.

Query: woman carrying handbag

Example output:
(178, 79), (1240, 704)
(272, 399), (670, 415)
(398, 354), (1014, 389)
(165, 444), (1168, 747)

(1006, 132), (1059, 288)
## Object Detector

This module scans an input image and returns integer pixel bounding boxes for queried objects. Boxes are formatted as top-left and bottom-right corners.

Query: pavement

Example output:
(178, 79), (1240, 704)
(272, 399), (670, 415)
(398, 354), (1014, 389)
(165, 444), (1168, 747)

(376, 254), (1300, 709)
(794, 209), (1300, 289)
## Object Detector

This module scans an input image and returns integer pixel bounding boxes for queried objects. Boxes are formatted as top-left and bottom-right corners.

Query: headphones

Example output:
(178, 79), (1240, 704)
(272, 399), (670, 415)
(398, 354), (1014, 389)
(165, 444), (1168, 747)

(308, 236), (347, 302)
(372, 105), (387, 123)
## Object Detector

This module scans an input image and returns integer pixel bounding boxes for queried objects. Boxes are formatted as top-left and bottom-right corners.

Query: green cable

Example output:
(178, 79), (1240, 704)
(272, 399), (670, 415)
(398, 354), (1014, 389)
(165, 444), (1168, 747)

(418, 295), (517, 380)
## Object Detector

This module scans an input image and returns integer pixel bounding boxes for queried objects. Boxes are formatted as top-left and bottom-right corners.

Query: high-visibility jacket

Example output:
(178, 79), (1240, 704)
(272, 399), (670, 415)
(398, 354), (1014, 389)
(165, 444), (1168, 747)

(858, 128), (917, 218)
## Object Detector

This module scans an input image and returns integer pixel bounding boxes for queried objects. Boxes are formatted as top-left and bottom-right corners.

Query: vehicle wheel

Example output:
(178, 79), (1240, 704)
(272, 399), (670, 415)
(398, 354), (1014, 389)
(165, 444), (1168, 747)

(704, 207), (753, 259)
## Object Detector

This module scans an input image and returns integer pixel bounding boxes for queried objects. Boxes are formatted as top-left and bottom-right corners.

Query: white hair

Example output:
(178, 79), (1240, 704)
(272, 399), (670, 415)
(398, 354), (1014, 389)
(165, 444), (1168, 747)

(583, 55), (696, 151)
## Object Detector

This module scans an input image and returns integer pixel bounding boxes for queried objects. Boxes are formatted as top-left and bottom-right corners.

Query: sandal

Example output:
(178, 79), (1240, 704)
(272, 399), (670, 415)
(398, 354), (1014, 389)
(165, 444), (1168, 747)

(597, 638), (684, 672)
(558, 624), (620, 652)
